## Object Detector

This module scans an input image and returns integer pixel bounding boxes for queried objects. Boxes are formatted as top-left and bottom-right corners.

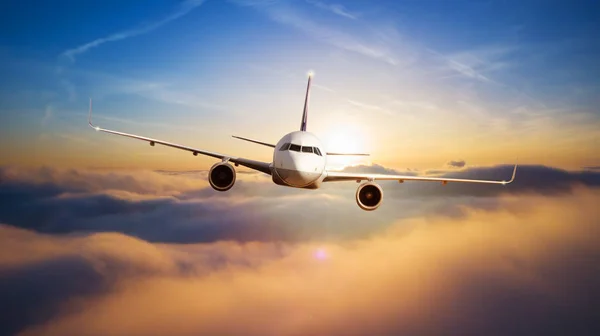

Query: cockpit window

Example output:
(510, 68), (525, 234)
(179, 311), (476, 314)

(283, 143), (322, 155)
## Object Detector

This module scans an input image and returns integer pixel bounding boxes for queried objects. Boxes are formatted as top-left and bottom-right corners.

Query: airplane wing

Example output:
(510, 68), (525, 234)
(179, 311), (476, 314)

(326, 152), (370, 156)
(87, 100), (272, 175)
(231, 135), (276, 148)
(323, 164), (517, 185)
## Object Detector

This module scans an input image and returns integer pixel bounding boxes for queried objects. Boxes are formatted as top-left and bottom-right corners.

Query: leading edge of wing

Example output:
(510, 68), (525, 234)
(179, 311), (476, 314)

(87, 99), (272, 175)
(323, 164), (517, 185)
(231, 135), (276, 148)
(326, 152), (370, 156)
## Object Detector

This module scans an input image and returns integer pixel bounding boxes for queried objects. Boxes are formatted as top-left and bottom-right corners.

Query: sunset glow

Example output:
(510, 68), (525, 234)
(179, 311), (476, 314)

(1, 0), (599, 335)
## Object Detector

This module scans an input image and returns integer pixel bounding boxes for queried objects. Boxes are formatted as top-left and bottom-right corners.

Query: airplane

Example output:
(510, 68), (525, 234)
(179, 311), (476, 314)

(88, 72), (517, 211)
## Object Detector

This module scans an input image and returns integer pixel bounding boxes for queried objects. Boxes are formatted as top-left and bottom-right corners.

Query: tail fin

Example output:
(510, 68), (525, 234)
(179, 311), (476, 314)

(300, 71), (313, 132)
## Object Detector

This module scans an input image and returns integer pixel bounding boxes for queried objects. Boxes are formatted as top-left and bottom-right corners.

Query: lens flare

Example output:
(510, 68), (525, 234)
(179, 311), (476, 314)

(314, 248), (327, 260)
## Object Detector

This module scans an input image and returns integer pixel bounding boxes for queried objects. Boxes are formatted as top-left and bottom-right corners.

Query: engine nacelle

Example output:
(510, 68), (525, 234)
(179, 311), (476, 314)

(208, 162), (236, 191)
(355, 182), (383, 211)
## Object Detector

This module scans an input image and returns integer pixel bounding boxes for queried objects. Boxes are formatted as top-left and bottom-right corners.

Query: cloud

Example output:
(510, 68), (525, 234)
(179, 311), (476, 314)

(2, 188), (600, 336)
(0, 166), (389, 243)
(425, 45), (518, 84)
(234, 0), (396, 65)
(338, 163), (416, 176)
(1, 164), (600, 246)
(346, 99), (394, 115)
(59, 79), (76, 102)
(41, 105), (53, 125)
(447, 159), (466, 168)
(305, 0), (358, 19)
(61, 0), (206, 61)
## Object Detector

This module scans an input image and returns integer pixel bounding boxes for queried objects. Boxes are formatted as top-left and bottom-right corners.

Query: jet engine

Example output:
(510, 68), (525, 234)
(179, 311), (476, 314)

(355, 182), (383, 211)
(208, 162), (236, 191)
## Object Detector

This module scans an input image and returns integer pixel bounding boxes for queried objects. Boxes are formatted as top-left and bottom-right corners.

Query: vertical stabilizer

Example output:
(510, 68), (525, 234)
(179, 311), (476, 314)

(300, 71), (313, 131)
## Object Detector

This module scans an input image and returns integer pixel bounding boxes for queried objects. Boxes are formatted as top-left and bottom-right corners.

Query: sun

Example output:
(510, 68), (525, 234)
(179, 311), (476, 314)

(322, 122), (370, 169)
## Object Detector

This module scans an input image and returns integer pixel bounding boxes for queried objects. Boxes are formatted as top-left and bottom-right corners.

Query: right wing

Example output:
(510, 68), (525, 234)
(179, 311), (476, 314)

(326, 152), (370, 156)
(231, 135), (276, 148)
(87, 99), (272, 175)
(324, 164), (517, 185)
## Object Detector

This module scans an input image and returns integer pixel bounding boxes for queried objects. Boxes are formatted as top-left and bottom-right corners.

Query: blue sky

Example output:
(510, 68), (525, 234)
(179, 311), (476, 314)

(1, 3), (600, 334)
(0, 0), (598, 169)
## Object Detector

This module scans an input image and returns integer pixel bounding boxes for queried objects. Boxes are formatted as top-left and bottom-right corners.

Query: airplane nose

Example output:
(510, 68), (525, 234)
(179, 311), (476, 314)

(275, 168), (320, 187)
(277, 169), (305, 185)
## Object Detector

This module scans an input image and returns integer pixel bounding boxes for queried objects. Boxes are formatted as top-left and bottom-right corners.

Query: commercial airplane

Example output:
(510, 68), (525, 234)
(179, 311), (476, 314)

(88, 72), (517, 211)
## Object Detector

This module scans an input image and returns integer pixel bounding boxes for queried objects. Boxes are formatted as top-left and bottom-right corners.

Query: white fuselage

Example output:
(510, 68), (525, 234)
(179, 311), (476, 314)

(271, 131), (327, 189)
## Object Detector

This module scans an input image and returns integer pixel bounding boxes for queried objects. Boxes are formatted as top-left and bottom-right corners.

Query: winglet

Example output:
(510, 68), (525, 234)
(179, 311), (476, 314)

(503, 163), (518, 184)
(300, 71), (313, 132)
(88, 98), (99, 130)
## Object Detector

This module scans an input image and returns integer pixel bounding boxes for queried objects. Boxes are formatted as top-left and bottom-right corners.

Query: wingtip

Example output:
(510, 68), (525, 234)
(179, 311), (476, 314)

(88, 98), (99, 130)
(511, 163), (518, 181)
(504, 163), (518, 184)
(88, 98), (93, 126)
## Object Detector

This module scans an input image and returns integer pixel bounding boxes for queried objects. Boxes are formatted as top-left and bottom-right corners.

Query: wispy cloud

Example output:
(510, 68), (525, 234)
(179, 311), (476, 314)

(41, 105), (53, 125)
(427, 48), (493, 83)
(447, 160), (466, 168)
(312, 83), (336, 93)
(61, 0), (206, 61)
(273, 10), (395, 65)
(236, 1), (396, 65)
(74, 111), (203, 133)
(347, 99), (393, 116)
(427, 45), (517, 84)
(136, 86), (231, 112)
(59, 78), (76, 102)
(305, 0), (358, 19)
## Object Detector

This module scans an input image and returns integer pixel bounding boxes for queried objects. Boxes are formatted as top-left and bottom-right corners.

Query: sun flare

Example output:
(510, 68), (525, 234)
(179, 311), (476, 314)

(322, 122), (371, 169)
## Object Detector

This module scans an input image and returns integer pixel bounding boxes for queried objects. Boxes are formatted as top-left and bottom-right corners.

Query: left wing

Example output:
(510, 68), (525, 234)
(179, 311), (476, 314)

(87, 99), (272, 175)
(323, 164), (517, 185)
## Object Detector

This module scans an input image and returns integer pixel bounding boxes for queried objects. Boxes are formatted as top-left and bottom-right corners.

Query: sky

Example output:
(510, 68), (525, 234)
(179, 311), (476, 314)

(0, 0), (598, 170)
(1, 1), (600, 335)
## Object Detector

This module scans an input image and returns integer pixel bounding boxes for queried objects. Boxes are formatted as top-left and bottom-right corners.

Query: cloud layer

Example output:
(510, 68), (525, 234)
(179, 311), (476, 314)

(1, 188), (599, 336)
(1, 164), (600, 244)
(1, 164), (599, 335)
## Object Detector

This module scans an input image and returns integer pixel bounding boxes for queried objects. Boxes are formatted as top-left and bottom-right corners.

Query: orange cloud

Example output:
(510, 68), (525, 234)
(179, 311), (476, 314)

(3, 188), (598, 336)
